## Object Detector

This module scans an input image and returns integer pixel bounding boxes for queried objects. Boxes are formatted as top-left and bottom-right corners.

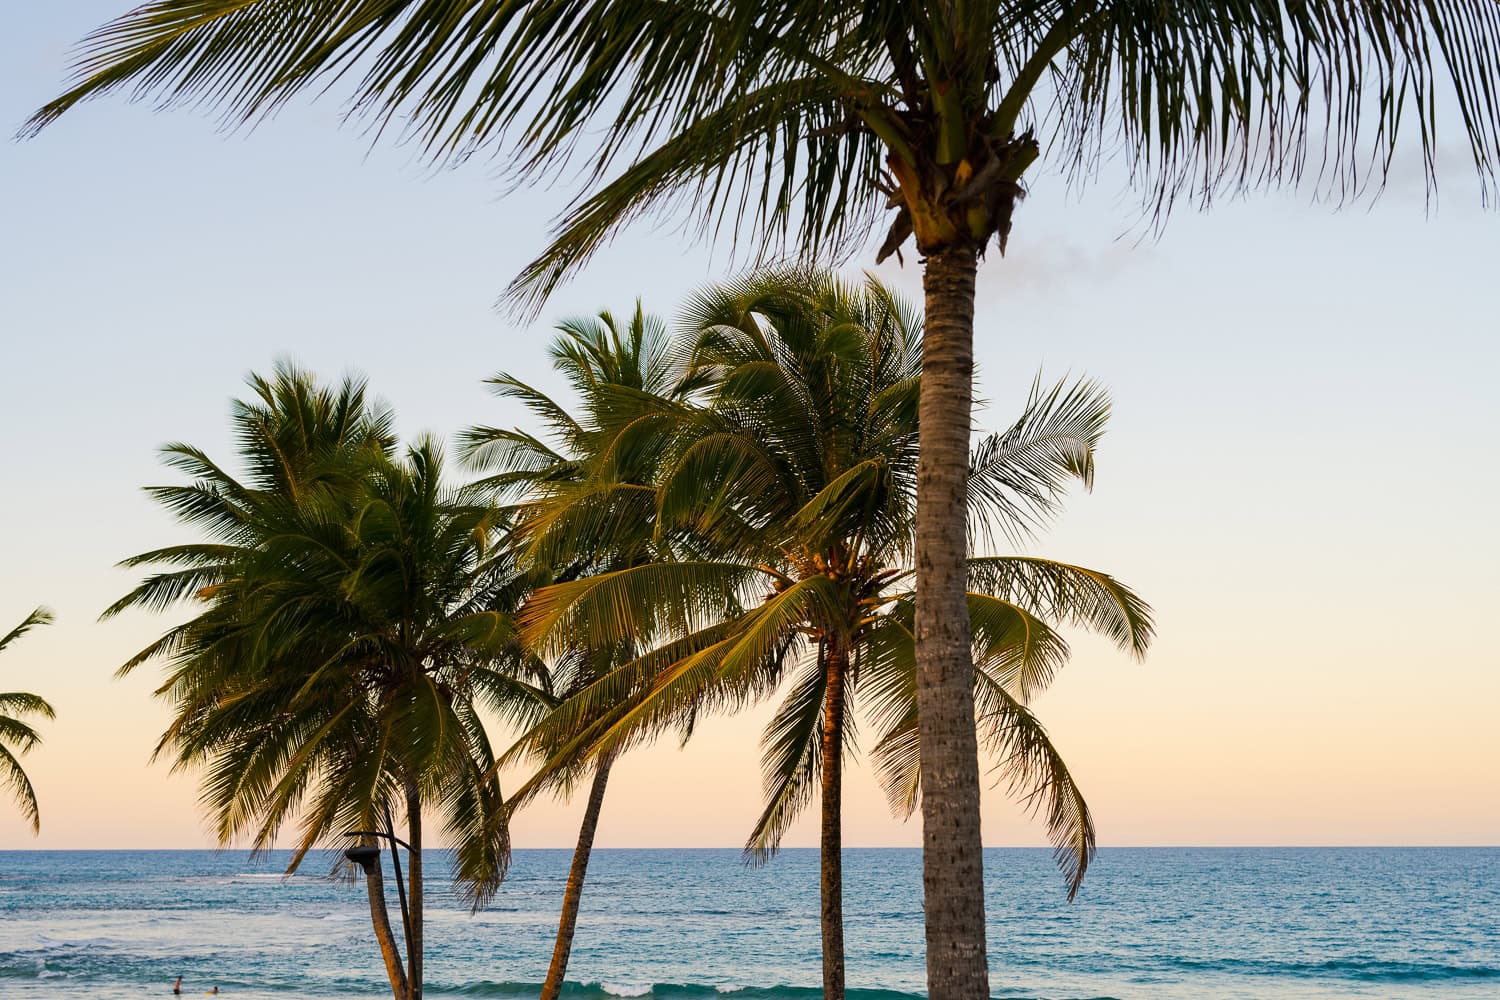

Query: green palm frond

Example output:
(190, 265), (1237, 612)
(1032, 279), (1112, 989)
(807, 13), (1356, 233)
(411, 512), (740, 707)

(518, 560), (765, 655)
(24, 2), (1500, 308)
(744, 655), (827, 862)
(654, 430), (786, 545)
(533, 577), (826, 765)
(870, 673), (1096, 900)
(967, 377), (1111, 546)
(977, 677), (1096, 902)
(102, 565), (233, 619)
(967, 556), (1154, 660)
(506, 75), (865, 311)
(500, 620), (742, 782)
(964, 593), (1071, 704)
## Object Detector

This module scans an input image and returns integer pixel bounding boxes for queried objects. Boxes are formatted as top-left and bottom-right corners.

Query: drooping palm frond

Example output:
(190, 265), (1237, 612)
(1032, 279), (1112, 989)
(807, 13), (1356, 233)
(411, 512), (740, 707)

(744, 653), (830, 862)
(519, 574), (840, 782)
(0, 607), (56, 834)
(518, 560), (766, 656)
(0, 742), (45, 835)
(870, 667), (1096, 900)
(967, 556), (1154, 663)
(0, 694), (56, 725)
(497, 618), (755, 810)
(28, 3), (1499, 301)
(505, 75), (876, 310)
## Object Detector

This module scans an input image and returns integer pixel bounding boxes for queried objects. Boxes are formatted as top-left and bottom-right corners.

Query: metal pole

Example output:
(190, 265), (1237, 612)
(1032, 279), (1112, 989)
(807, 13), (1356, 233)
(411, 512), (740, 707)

(382, 803), (414, 964)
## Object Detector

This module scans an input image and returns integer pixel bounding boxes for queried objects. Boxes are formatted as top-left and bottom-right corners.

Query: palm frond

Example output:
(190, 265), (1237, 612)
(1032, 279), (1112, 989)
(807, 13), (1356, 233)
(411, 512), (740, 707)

(0, 743), (44, 834)
(518, 560), (764, 656)
(968, 556), (1154, 661)
(967, 377), (1110, 547)
(0, 608), (54, 654)
(870, 658), (1097, 901)
(744, 655), (826, 862)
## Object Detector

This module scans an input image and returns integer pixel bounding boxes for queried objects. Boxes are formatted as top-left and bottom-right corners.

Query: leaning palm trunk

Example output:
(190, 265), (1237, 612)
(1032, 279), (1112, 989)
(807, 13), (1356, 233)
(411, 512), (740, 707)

(819, 644), (849, 1000)
(915, 246), (989, 999)
(361, 838), (410, 1000)
(540, 751), (616, 1000)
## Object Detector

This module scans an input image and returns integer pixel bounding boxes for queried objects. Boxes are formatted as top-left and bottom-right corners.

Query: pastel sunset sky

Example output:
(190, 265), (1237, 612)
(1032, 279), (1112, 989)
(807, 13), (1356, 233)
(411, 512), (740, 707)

(3, 3), (1496, 852)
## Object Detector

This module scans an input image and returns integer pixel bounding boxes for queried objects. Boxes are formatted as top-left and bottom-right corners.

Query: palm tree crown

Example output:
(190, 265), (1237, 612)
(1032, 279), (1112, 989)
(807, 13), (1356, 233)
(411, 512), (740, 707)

(509, 271), (1153, 997)
(26, 3), (1500, 279)
(108, 364), (542, 1000)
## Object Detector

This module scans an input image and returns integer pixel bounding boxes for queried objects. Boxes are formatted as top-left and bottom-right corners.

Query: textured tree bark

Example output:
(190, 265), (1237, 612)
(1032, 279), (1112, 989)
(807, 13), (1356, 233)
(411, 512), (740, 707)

(539, 751), (617, 1000)
(405, 780), (424, 1000)
(916, 245), (990, 1000)
(361, 841), (409, 1000)
(820, 642), (849, 1000)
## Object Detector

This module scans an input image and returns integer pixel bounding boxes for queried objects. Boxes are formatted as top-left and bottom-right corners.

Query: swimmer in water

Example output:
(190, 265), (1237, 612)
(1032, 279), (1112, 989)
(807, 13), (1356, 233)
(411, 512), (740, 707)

(172, 976), (183, 995)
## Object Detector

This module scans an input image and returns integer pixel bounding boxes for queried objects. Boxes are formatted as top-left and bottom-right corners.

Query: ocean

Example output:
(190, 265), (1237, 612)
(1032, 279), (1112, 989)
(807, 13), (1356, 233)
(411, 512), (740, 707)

(0, 848), (1495, 999)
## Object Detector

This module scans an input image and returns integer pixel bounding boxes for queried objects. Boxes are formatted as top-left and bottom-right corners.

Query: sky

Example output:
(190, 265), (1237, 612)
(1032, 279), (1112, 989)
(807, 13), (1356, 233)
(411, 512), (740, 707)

(2, 4), (1497, 853)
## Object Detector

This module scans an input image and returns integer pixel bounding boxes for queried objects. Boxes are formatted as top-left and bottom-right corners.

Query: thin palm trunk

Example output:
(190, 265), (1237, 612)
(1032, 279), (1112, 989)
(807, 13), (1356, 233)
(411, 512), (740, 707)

(915, 246), (989, 1000)
(385, 803), (413, 966)
(405, 780), (424, 1000)
(820, 642), (849, 1000)
(362, 839), (410, 1000)
(539, 751), (617, 1000)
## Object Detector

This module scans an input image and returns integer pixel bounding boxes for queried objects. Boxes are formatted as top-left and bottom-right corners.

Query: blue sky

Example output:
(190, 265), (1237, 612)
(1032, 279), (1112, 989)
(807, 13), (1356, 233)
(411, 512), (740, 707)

(2, 3), (1497, 850)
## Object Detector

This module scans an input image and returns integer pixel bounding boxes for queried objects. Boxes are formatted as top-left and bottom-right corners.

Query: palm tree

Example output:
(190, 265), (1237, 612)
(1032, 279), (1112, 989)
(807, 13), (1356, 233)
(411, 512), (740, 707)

(512, 271), (1153, 998)
(462, 306), (694, 1000)
(107, 365), (540, 1000)
(0, 608), (57, 834)
(28, 6), (1500, 994)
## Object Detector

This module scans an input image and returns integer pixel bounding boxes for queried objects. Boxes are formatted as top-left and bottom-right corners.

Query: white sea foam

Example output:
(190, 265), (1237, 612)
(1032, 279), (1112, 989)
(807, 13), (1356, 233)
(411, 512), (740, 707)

(600, 982), (653, 997)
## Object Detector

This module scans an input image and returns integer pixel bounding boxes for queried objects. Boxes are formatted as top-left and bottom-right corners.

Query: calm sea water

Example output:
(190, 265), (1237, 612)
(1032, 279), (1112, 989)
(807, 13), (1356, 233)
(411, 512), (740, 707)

(0, 848), (1495, 1000)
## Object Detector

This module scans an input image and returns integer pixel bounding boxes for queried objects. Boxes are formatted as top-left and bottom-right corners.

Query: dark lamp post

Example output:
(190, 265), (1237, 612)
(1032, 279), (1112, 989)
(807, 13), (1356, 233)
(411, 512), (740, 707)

(342, 827), (415, 970)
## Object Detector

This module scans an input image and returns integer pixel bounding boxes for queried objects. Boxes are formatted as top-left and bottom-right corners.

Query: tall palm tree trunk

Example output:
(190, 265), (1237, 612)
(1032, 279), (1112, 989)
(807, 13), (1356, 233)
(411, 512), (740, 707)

(915, 246), (990, 1000)
(361, 839), (410, 1000)
(820, 642), (849, 1000)
(405, 780), (424, 1000)
(539, 751), (616, 1000)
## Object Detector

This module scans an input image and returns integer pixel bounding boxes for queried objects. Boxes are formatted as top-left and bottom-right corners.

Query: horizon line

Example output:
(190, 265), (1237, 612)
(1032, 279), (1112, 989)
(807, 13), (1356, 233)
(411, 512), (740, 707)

(1, 843), (1496, 852)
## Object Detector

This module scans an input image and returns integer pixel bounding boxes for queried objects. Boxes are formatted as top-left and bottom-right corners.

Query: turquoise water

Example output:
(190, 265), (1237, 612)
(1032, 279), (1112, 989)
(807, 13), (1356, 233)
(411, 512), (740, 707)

(1, 848), (1495, 999)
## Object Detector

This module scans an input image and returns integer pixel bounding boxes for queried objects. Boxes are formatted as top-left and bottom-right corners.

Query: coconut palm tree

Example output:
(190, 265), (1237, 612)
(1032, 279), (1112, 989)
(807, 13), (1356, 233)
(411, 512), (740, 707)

(107, 365), (542, 1000)
(462, 305), (697, 1000)
(0, 608), (57, 834)
(511, 271), (1153, 998)
(29, 6), (1500, 994)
